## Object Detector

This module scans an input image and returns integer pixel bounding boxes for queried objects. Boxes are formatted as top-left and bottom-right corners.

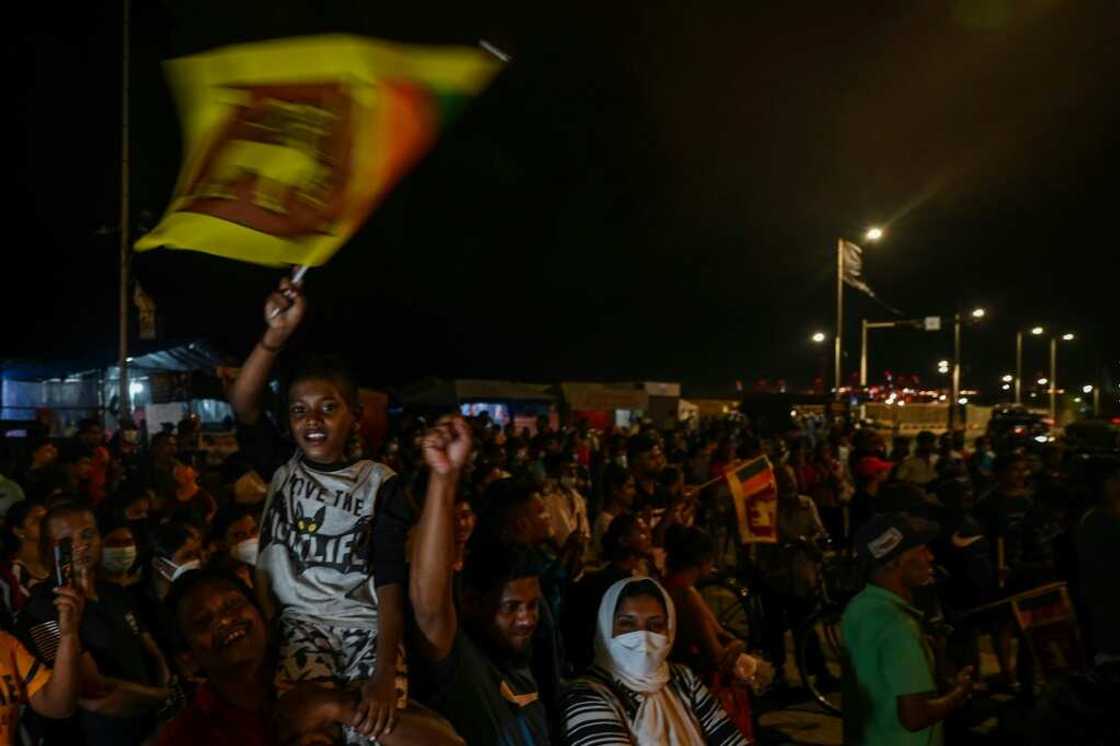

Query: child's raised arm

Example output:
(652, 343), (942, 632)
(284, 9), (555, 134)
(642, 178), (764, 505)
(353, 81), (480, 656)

(228, 277), (307, 425)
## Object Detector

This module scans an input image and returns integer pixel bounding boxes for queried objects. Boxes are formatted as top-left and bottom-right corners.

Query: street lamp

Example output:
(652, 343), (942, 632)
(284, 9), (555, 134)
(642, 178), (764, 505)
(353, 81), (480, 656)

(836, 227), (885, 401)
(1049, 332), (1076, 423)
(1038, 378), (1049, 386)
(1002, 374), (1013, 383)
(950, 308), (987, 432)
(811, 332), (827, 344)
(1015, 326), (1047, 405)
(1083, 384), (1101, 417)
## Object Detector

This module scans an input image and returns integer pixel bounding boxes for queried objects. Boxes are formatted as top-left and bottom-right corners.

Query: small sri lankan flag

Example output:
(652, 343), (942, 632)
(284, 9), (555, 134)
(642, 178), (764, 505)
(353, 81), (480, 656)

(725, 456), (779, 544)
(136, 35), (499, 267)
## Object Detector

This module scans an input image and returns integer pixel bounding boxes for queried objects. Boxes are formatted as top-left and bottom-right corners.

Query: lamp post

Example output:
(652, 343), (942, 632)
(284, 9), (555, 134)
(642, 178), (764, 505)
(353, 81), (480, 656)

(948, 308), (986, 433)
(811, 332), (828, 394)
(1016, 326), (1045, 406)
(836, 227), (883, 401)
(1083, 384), (1100, 417)
(1050, 333), (1075, 423)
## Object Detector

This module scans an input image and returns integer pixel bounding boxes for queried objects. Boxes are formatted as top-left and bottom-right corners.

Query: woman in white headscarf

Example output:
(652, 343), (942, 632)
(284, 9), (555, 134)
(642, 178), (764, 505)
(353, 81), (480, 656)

(561, 576), (749, 745)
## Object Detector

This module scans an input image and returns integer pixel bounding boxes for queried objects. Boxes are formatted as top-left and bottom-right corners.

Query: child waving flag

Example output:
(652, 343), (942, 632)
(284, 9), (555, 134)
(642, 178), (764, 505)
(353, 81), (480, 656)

(229, 279), (462, 744)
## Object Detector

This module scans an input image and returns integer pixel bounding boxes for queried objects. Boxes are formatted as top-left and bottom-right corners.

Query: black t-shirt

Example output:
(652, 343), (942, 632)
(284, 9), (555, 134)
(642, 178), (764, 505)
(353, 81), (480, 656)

(1077, 507), (1120, 657)
(848, 489), (876, 543)
(18, 580), (158, 745)
(633, 480), (672, 511)
(975, 489), (1033, 574)
(418, 631), (551, 746)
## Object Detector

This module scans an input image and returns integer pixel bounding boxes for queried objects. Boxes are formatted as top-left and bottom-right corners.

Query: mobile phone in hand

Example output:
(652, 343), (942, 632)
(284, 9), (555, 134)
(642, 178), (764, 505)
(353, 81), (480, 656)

(54, 538), (74, 587)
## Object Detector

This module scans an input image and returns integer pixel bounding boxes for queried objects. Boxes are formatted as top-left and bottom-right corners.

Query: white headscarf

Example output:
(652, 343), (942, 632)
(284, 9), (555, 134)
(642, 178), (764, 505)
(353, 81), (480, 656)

(593, 577), (706, 745)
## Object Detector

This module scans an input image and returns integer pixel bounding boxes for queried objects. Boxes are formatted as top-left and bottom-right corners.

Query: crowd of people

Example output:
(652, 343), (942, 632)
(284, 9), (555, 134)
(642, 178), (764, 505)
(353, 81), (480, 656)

(0, 278), (1116, 746)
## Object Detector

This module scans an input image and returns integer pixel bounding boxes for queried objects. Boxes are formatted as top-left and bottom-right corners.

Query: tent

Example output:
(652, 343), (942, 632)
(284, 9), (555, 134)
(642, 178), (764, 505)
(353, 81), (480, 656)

(1, 340), (230, 435)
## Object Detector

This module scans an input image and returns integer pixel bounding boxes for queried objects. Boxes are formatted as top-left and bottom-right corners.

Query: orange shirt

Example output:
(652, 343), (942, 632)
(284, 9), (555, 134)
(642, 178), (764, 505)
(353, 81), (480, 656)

(0, 631), (51, 744)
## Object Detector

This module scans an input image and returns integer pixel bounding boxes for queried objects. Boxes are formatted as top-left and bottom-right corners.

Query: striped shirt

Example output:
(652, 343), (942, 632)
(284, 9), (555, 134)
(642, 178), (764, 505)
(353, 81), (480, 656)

(561, 663), (748, 745)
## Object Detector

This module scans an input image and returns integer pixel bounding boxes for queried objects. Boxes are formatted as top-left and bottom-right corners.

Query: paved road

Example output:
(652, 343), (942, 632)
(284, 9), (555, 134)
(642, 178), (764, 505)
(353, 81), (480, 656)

(751, 629), (1019, 745)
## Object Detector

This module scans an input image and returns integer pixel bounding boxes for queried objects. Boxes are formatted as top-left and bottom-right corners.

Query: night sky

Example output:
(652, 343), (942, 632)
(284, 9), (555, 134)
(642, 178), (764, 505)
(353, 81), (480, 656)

(7, 0), (1119, 397)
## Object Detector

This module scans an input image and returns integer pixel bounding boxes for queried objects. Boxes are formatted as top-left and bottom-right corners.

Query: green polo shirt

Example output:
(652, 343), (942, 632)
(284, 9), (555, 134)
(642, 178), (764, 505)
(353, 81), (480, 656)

(841, 583), (941, 746)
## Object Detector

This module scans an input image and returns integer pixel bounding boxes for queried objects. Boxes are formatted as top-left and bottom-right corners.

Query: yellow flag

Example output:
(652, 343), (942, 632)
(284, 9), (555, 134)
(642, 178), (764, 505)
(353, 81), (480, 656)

(136, 35), (499, 267)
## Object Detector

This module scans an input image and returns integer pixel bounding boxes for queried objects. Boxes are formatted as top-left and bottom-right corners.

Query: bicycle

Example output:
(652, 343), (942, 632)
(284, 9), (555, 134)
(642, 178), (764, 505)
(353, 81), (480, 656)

(696, 533), (851, 714)
(794, 543), (863, 716)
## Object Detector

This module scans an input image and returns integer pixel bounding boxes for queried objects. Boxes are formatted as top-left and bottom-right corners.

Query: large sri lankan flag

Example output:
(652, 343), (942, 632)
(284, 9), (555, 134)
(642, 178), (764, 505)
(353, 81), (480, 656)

(725, 456), (779, 544)
(135, 35), (499, 267)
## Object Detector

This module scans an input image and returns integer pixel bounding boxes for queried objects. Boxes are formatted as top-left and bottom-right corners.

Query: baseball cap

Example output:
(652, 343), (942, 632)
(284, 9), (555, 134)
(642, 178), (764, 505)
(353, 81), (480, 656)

(854, 456), (894, 479)
(853, 512), (940, 566)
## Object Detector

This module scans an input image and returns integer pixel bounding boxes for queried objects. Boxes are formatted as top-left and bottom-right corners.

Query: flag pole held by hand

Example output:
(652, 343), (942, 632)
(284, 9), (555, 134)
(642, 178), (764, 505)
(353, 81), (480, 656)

(267, 265), (308, 320)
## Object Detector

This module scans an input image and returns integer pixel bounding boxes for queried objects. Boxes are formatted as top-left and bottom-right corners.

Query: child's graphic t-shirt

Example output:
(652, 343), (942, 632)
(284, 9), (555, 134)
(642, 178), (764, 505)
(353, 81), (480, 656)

(241, 419), (410, 630)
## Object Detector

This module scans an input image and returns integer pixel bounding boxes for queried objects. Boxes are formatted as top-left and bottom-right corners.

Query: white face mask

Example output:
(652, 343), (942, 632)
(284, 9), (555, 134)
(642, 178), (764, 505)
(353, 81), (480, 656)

(155, 556), (201, 583)
(102, 546), (137, 575)
(607, 630), (671, 680)
(230, 537), (259, 566)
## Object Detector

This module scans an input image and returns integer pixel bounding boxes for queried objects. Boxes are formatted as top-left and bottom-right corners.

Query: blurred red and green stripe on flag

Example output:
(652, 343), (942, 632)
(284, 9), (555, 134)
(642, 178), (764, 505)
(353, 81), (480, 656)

(136, 34), (499, 267)
(725, 456), (779, 544)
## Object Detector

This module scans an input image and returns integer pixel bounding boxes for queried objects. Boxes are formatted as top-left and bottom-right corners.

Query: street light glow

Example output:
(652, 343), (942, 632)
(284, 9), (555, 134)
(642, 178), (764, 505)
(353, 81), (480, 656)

(1038, 378), (1049, 386)
(1031, 327), (1045, 336)
(971, 307), (986, 319)
(958, 397), (969, 405)
(1002, 384), (1011, 391)
(1062, 333), (1075, 341)
(1083, 385), (1094, 394)
(811, 332), (827, 343)
(865, 227), (883, 241)
(1002, 374), (1013, 383)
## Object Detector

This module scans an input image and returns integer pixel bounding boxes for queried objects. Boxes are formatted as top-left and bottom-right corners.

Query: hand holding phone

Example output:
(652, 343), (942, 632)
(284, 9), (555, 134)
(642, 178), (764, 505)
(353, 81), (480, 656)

(54, 537), (74, 587)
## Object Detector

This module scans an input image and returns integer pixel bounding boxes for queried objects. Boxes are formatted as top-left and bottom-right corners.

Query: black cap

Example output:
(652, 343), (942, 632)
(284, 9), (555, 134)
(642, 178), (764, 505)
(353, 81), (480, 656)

(854, 512), (940, 566)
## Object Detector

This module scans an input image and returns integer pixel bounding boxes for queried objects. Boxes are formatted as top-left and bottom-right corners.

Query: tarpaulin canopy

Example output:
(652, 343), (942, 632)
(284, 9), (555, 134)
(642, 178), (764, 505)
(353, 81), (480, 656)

(561, 382), (648, 412)
(1, 340), (227, 382)
(399, 378), (556, 409)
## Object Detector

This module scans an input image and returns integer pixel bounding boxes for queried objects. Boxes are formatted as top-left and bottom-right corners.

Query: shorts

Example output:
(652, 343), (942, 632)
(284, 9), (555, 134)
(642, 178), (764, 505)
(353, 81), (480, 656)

(276, 616), (408, 745)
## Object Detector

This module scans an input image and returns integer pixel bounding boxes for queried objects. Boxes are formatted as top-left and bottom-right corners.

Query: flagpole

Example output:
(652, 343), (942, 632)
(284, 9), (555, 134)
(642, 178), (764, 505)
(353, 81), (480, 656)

(117, 0), (131, 425)
(835, 238), (843, 402)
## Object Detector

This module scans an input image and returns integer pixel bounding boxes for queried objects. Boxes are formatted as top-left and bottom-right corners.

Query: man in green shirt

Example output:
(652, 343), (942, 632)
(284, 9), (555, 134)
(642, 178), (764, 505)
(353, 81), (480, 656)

(842, 513), (973, 745)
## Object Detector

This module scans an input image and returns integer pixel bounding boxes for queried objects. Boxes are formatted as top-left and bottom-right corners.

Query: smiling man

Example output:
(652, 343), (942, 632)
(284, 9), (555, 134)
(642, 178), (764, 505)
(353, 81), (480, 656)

(159, 569), (361, 746)
(159, 570), (465, 746)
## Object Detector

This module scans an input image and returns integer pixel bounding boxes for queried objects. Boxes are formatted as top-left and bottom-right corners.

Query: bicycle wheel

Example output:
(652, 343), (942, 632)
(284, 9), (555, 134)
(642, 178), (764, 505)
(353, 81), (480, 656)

(796, 604), (845, 716)
(697, 577), (755, 644)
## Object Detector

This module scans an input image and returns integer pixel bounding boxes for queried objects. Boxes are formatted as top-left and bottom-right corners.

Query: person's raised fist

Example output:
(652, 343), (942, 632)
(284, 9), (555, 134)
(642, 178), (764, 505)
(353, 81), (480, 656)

(422, 416), (473, 477)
